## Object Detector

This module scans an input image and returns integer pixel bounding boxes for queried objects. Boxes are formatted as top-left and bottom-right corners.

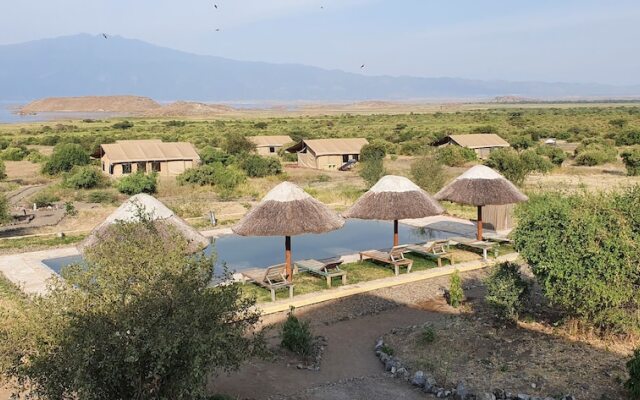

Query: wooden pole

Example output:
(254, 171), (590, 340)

(393, 219), (399, 247)
(285, 235), (292, 282)
(477, 206), (483, 241)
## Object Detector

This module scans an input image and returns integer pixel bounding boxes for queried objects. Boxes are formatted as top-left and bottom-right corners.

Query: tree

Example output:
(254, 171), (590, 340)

(223, 133), (255, 155)
(360, 142), (386, 162)
(117, 172), (158, 195)
(199, 146), (235, 166)
(485, 148), (551, 186)
(436, 146), (476, 167)
(239, 155), (282, 177)
(42, 143), (90, 175)
(0, 218), (262, 399)
(178, 163), (246, 191)
(622, 147), (640, 176)
(359, 158), (385, 187)
(111, 120), (134, 130)
(64, 166), (104, 189)
(485, 262), (530, 322)
(0, 193), (10, 223)
(410, 154), (446, 193)
(0, 160), (6, 180)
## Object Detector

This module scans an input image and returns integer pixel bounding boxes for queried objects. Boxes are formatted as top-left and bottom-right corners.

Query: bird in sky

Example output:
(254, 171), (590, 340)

(215, 28), (221, 32)
(320, 5), (324, 8)
(101, 33), (108, 39)
(360, 64), (365, 69)
(214, 3), (218, 8)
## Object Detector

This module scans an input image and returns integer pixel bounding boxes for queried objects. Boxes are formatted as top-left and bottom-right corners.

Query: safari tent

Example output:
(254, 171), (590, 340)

(98, 140), (200, 177)
(248, 135), (292, 156)
(435, 134), (510, 159)
(286, 138), (368, 170)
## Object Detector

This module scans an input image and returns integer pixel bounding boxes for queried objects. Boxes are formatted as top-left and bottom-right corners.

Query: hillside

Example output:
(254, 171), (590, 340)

(2, 34), (640, 102)
(19, 95), (161, 113)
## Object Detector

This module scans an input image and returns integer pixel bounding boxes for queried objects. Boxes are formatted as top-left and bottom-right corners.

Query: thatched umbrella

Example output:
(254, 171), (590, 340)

(78, 193), (210, 253)
(232, 182), (344, 281)
(435, 165), (528, 241)
(343, 175), (444, 247)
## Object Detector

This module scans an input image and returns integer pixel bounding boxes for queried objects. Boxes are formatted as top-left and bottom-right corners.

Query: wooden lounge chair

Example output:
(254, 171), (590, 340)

(359, 245), (413, 276)
(406, 240), (454, 268)
(448, 236), (498, 261)
(241, 264), (294, 302)
(295, 257), (346, 288)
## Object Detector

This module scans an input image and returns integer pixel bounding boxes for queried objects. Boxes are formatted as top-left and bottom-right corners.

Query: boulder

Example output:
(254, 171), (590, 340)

(455, 381), (468, 400)
(411, 371), (426, 387)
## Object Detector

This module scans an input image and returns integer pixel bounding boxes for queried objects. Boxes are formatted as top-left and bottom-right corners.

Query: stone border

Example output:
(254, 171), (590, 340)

(374, 336), (575, 400)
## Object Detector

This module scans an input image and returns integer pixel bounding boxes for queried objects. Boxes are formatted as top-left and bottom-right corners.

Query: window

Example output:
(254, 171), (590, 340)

(342, 155), (349, 163)
(122, 163), (132, 174)
(101, 161), (105, 171)
(152, 161), (162, 172)
(269, 146), (276, 153)
(353, 154), (359, 161)
(137, 162), (147, 173)
(109, 164), (114, 175)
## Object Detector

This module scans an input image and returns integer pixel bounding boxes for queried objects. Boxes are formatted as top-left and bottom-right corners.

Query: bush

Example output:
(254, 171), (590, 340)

(448, 270), (464, 308)
(1, 146), (29, 161)
(281, 307), (314, 357)
(64, 201), (77, 216)
(277, 145), (298, 162)
(223, 133), (255, 155)
(574, 139), (617, 166)
(116, 172), (157, 195)
(513, 188), (640, 333)
(42, 143), (90, 175)
(33, 192), (60, 208)
(536, 145), (567, 166)
(0, 160), (6, 180)
(0, 193), (10, 223)
(178, 163), (246, 191)
(509, 135), (535, 150)
(520, 149), (553, 173)
(239, 155), (282, 177)
(359, 157), (385, 188)
(253, 121), (268, 129)
(485, 262), (530, 322)
(360, 142), (386, 161)
(621, 147), (640, 176)
(485, 148), (551, 186)
(436, 146), (477, 167)
(87, 190), (118, 204)
(418, 325), (436, 344)
(111, 120), (134, 130)
(626, 348), (640, 399)
(574, 150), (613, 166)
(64, 166), (104, 189)
(199, 146), (235, 166)
(411, 154), (446, 193)
(615, 130), (640, 146)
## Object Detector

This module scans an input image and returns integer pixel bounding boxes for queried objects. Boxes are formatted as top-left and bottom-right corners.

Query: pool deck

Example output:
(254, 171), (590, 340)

(0, 215), (509, 296)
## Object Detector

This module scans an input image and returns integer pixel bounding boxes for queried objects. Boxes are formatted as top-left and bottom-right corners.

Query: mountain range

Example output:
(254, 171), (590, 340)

(1, 33), (639, 102)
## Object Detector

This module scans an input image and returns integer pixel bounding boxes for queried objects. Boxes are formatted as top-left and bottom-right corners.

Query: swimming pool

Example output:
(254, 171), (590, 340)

(41, 220), (456, 275)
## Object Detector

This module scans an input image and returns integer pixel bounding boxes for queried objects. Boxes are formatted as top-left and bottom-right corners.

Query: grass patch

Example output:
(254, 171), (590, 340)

(0, 234), (86, 252)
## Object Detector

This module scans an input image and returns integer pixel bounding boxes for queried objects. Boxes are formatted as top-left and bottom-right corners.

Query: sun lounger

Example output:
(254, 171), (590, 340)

(295, 257), (346, 288)
(241, 263), (294, 302)
(359, 245), (413, 276)
(406, 240), (454, 268)
(448, 236), (498, 261)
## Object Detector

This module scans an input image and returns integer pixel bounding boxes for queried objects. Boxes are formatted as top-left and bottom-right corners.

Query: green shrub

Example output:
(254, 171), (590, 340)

(64, 201), (78, 216)
(163, 120), (186, 127)
(574, 139), (617, 166)
(199, 146), (235, 166)
(621, 147), (640, 176)
(448, 270), (464, 308)
(615, 130), (640, 146)
(626, 348), (640, 399)
(42, 143), (90, 175)
(418, 325), (436, 344)
(111, 120), (134, 130)
(277, 146), (298, 162)
(33, 192), (60, 208)
(485, 148), (551, 186)
(0, 193), (10, 223)
(514, 188), (640, 333)
(509, 135), (535, 150)
(0, 160), (6, 180)
(411, 154), (446, 193)
(436, 146), (477, 167)
(87, 190), (118, 204)
(26, 150), (47, 163)
(536, 145), (567, 166)
(281, 308), (314, 357)
(178, 163), (246, 191)
(360, 142), (386, 161)
(253, 121), (268, 129)
(239, 155), (282, 177)
(223, 133), (255, 155)
(1, 146), (29, 161)
(609, 118), (628, 129)
(485, 262), (530, 322)
(380, 344), (394, 356)
(574, 150), (613, 166)
(359, 157), (385, 188)
(64, 166), (104, 189)
(520, 149), (553, 173)
(116, 172), (157, 195)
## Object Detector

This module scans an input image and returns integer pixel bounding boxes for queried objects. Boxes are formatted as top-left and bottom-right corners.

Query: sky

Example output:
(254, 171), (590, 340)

(1, 0), (639, 85)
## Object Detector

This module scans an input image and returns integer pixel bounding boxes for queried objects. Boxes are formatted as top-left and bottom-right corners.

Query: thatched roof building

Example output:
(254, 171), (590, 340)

(78, 194), (209, 253)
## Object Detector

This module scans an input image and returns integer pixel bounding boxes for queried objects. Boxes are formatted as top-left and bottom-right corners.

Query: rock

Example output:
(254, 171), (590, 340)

(436, 388), (446, 398)
(380, 353), (390, 363)
(478, 393), (496, 400)
(411, 371), (426, 387)
(455, 382), (468, 400)
(375, 338), (384, 350)
(560, 397), (575, 400)
(493, 389), (506, 399)
(296, 363), (304, 369)
(396, 367), (407, 376)
(530, 383), (536, 389)
(444, 390), (451, 397)
(516, 395), (530, 400)
(384, 359), (394, 372)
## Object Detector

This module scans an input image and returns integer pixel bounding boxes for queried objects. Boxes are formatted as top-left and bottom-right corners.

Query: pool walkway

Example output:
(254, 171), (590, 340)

(0, 215), (509, 296)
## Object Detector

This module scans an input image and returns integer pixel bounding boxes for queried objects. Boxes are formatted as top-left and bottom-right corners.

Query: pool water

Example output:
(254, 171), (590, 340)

(42, 220), (455, 275)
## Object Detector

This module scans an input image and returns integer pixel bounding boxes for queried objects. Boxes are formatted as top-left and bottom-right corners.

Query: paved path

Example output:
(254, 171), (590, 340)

(0, 247), (78, 294)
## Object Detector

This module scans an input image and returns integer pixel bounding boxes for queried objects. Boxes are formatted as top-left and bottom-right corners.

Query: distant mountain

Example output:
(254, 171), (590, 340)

(1, 33), (639, 102)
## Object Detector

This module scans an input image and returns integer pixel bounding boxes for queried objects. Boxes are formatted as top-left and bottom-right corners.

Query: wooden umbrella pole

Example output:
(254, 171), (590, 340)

(393, 219), (399, 247)
(285, 235), (292, 282)
(477, 206), (483, 241)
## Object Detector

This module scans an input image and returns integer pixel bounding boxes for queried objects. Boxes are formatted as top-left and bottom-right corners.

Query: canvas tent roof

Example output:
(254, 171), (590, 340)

(248, 135), (292, 148)
(287, 138), (369, 156)
(442, 134), (510, 149)
(100, 140), (200, 163)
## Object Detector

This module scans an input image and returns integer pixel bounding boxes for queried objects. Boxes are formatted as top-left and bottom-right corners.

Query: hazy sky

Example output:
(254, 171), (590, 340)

(2, 0), (639, 85)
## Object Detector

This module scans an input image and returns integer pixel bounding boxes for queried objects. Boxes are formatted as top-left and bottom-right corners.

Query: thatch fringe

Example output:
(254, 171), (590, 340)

(343, 191), (444, 220)
(435, 167), (528, 206)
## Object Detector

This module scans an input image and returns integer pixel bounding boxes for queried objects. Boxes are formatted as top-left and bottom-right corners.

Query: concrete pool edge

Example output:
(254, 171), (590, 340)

(256, 252), (519, 315)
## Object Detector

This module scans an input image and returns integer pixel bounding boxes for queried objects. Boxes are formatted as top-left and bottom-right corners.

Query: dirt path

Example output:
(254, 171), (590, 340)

(6, 184), (44, 206)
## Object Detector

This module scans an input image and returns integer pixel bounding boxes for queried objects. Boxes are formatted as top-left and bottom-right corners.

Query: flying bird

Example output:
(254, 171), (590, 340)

(360, 64), (365, 69)
(101, 33), (108, 39)
(214, 3), (218, 8)
(320, 5), (324, 8)
(215, 28), (221, 32)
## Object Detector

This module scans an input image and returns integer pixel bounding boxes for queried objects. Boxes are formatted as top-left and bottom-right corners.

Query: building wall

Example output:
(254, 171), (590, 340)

(256, 146), (281, 156)
(297, 151), (318, 169)
(101, 156), (197, 177)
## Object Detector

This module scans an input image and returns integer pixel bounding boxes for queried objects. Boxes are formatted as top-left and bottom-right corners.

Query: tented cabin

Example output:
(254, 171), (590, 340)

(248, 135), (292, 156)
(435, 134), (510, 159)
(98, 140), (200, 177)
(287, 138), (369, 170)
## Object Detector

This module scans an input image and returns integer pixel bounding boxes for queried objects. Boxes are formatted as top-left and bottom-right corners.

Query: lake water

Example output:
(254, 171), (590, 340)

(41, 220), (457, 275)
(0, 104), (125, 124)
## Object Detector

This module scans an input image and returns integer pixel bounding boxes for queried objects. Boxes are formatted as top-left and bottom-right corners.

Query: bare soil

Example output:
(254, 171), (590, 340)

(19, 95), (161, 113)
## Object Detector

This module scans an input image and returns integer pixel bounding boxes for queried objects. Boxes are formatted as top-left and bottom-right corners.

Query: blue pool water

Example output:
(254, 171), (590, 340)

(42, 220), (455, 275)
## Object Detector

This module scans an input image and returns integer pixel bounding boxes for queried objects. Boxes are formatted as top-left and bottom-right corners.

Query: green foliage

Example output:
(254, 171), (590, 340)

(380, 344), (394, 356)
(116, 172), (157, 195)
(418, 325), (436, 345)
(615, 130), (640, 146)
(436, 146), (477, 167)
(536, 145), (567, 166)
(111, 120), (134, 130)
(178, 163), (246, 191)
(277, 145), (298, 162)
(239, 155), (282, 177)
(163, 120), (186, 127)
(520, 149), (553, 173)
(223, 132), (256, 155)
(0, 193), (10, 223)
(359, 157), (385, 188)
(509, 135), (535, 150)
(609, 118), (628, 129)
(199, 146), (235, 166)
(253, 121), (268, 129)
(281, 307), (314, 357)
(485, 148), (550, 186)
(42, 143), (90, 175)
(0, 219), (262, 399)
(1, 146), (29, 161)
(485, 262), (530, 322)
(621, 147), (640, 176)
(411, 154), (446, 193)
(32, 192), (60, 207)
(87, 190), (118, 204)
(64, 201), (77, 216)
(63, 166), (104, 189)
(574, 138), (617, 166)
(513, 188), (640, 333)
(26, 150), (47, 163)
(0, 160), (6, 180)
(360, 142), (386, 161)
(448, 270), (464, 308)
(626, 348), (640, 399)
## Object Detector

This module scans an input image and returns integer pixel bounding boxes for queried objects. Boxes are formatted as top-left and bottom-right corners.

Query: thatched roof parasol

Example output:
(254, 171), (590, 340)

(78, 193), (210, 253)
(343, 175), (444, 246)
(435, 165), (528, 240)
(233, 181), (344, 280)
